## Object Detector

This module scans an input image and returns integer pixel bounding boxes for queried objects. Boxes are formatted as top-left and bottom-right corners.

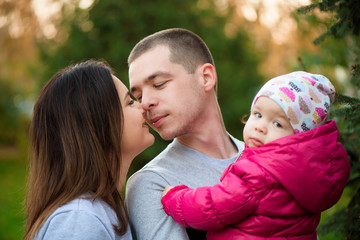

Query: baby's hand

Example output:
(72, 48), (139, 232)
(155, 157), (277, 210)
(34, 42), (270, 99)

(162, 185), (174, 197)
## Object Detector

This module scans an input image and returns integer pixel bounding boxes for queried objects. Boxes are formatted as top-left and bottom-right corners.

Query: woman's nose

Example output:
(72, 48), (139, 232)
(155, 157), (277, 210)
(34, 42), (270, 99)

(134, 100), (147, 118)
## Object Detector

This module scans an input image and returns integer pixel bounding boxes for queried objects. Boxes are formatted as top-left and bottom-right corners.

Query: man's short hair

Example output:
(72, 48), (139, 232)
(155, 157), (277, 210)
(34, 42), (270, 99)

(128, 28), (215, 74)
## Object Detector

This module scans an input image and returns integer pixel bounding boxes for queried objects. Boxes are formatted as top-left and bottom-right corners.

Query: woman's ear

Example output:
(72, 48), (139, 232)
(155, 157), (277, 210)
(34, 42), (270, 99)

(200, 63), (217, 92)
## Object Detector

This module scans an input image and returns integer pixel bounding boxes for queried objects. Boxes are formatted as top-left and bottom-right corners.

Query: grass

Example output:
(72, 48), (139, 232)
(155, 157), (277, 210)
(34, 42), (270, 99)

(0, 154), (27, 240)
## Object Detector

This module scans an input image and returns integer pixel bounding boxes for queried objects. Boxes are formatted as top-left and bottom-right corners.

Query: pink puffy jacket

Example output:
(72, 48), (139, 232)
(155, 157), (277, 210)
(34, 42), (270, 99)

(162, 121), (350, 240)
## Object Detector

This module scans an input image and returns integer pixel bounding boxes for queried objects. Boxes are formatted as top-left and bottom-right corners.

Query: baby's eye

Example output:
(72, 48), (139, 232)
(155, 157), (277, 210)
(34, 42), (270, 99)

(255, 112), (262, 118)
(274, 121), (282, 128)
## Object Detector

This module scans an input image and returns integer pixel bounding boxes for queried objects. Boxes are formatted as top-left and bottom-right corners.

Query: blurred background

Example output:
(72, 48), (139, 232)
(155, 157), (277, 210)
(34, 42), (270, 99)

(0, 0), (359, 239)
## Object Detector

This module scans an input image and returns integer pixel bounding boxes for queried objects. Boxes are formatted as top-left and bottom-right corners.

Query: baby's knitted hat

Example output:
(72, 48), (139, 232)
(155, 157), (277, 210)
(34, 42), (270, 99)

(251, 71), (335, 133)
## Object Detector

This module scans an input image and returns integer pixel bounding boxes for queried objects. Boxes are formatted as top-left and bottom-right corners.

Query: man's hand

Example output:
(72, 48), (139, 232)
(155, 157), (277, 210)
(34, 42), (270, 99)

(162, 185), (174, 197)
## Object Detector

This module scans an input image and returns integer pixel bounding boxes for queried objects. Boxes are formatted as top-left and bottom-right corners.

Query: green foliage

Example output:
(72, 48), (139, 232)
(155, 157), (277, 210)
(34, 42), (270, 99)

(38, 0), (264, 174)
(0, 79), (21, 145)
(0, 78), (31, 162)
(297, 0), (360, 44)
(0, 159), (27, 240)
(298, 0), (360, 238)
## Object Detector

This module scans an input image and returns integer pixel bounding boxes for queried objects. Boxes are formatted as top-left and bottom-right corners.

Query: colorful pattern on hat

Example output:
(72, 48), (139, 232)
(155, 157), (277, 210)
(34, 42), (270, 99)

(251, 71), (335, 133)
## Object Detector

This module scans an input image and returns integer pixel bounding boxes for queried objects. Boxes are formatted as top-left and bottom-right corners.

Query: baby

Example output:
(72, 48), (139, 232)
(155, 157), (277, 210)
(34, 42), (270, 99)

(161, 71), (350, 240)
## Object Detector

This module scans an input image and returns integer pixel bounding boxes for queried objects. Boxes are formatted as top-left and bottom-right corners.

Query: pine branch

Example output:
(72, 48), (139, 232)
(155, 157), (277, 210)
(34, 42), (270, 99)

(313, 20), (345, 44)
(296, 3), (320, 14)
(334, 93), (360, 106)
(297, 57), (307, 71)
(296, 1), (360, 238)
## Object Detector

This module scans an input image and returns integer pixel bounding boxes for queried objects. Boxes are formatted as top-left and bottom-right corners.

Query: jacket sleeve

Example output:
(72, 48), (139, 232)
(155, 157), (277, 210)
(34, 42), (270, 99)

(161, 159), (267, 231)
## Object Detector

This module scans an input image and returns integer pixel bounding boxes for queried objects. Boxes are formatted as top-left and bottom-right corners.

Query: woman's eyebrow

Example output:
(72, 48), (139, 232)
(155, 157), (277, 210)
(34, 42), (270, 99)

(123, 91), (130, 102)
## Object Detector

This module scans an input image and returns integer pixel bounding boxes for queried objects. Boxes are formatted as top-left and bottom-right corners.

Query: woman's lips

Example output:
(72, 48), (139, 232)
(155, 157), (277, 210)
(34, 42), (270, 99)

(142, 122), (149, 129)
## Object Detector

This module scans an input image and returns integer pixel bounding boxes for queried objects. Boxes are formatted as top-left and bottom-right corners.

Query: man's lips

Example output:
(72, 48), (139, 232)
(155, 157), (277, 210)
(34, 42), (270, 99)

(250, 137), (263, 147)
(149, 115), (167, 128)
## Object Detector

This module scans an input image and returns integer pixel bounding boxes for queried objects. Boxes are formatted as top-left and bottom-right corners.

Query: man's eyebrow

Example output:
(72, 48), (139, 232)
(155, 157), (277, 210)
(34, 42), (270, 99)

(130, 86), (137, 94)
(148, 71), (171, 79)
(130, 71), (171, 93)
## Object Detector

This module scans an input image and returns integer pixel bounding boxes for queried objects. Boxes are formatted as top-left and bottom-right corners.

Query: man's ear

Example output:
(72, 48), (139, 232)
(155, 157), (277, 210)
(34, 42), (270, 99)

(200, 63), (217, 92)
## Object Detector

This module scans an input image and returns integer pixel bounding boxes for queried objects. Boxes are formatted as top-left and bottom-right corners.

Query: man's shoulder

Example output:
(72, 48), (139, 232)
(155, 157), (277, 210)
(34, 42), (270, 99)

(132, 140), (186, 172)
(127, 151), (180, 186)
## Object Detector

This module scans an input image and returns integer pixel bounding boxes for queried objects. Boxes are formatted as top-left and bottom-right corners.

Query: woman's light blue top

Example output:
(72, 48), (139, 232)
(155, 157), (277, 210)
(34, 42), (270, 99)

(34, 195), (132, 240)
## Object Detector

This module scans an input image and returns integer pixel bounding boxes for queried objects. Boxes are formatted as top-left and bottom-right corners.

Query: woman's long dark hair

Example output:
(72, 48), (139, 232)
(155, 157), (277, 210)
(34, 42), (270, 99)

(25, 60), (127, 239)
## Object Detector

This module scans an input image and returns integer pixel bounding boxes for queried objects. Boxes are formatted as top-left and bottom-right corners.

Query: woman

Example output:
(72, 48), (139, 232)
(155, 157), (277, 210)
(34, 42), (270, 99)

(24, 60), (154, 240)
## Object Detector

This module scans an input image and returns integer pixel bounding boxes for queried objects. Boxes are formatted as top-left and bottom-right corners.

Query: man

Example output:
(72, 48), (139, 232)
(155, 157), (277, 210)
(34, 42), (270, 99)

(126, 28), (244, 240)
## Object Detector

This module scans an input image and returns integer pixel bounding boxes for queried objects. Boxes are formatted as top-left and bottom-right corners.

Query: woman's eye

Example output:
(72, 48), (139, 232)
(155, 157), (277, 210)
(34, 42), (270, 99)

(128, 99), (135, 105)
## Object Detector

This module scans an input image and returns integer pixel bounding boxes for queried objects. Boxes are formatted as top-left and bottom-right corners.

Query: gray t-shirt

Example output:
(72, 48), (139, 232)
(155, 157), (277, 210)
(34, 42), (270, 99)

(125, 135), (244, 240)
(34, 195), (132, 240)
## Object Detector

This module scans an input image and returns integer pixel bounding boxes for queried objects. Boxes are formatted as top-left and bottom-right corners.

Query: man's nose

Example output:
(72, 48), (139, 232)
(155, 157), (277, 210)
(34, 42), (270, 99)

(140, 93), (157, 111)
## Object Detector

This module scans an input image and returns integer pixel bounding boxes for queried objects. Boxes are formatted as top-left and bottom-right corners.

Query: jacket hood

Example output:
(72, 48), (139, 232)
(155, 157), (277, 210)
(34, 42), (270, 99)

(243, 120), (350, 213)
